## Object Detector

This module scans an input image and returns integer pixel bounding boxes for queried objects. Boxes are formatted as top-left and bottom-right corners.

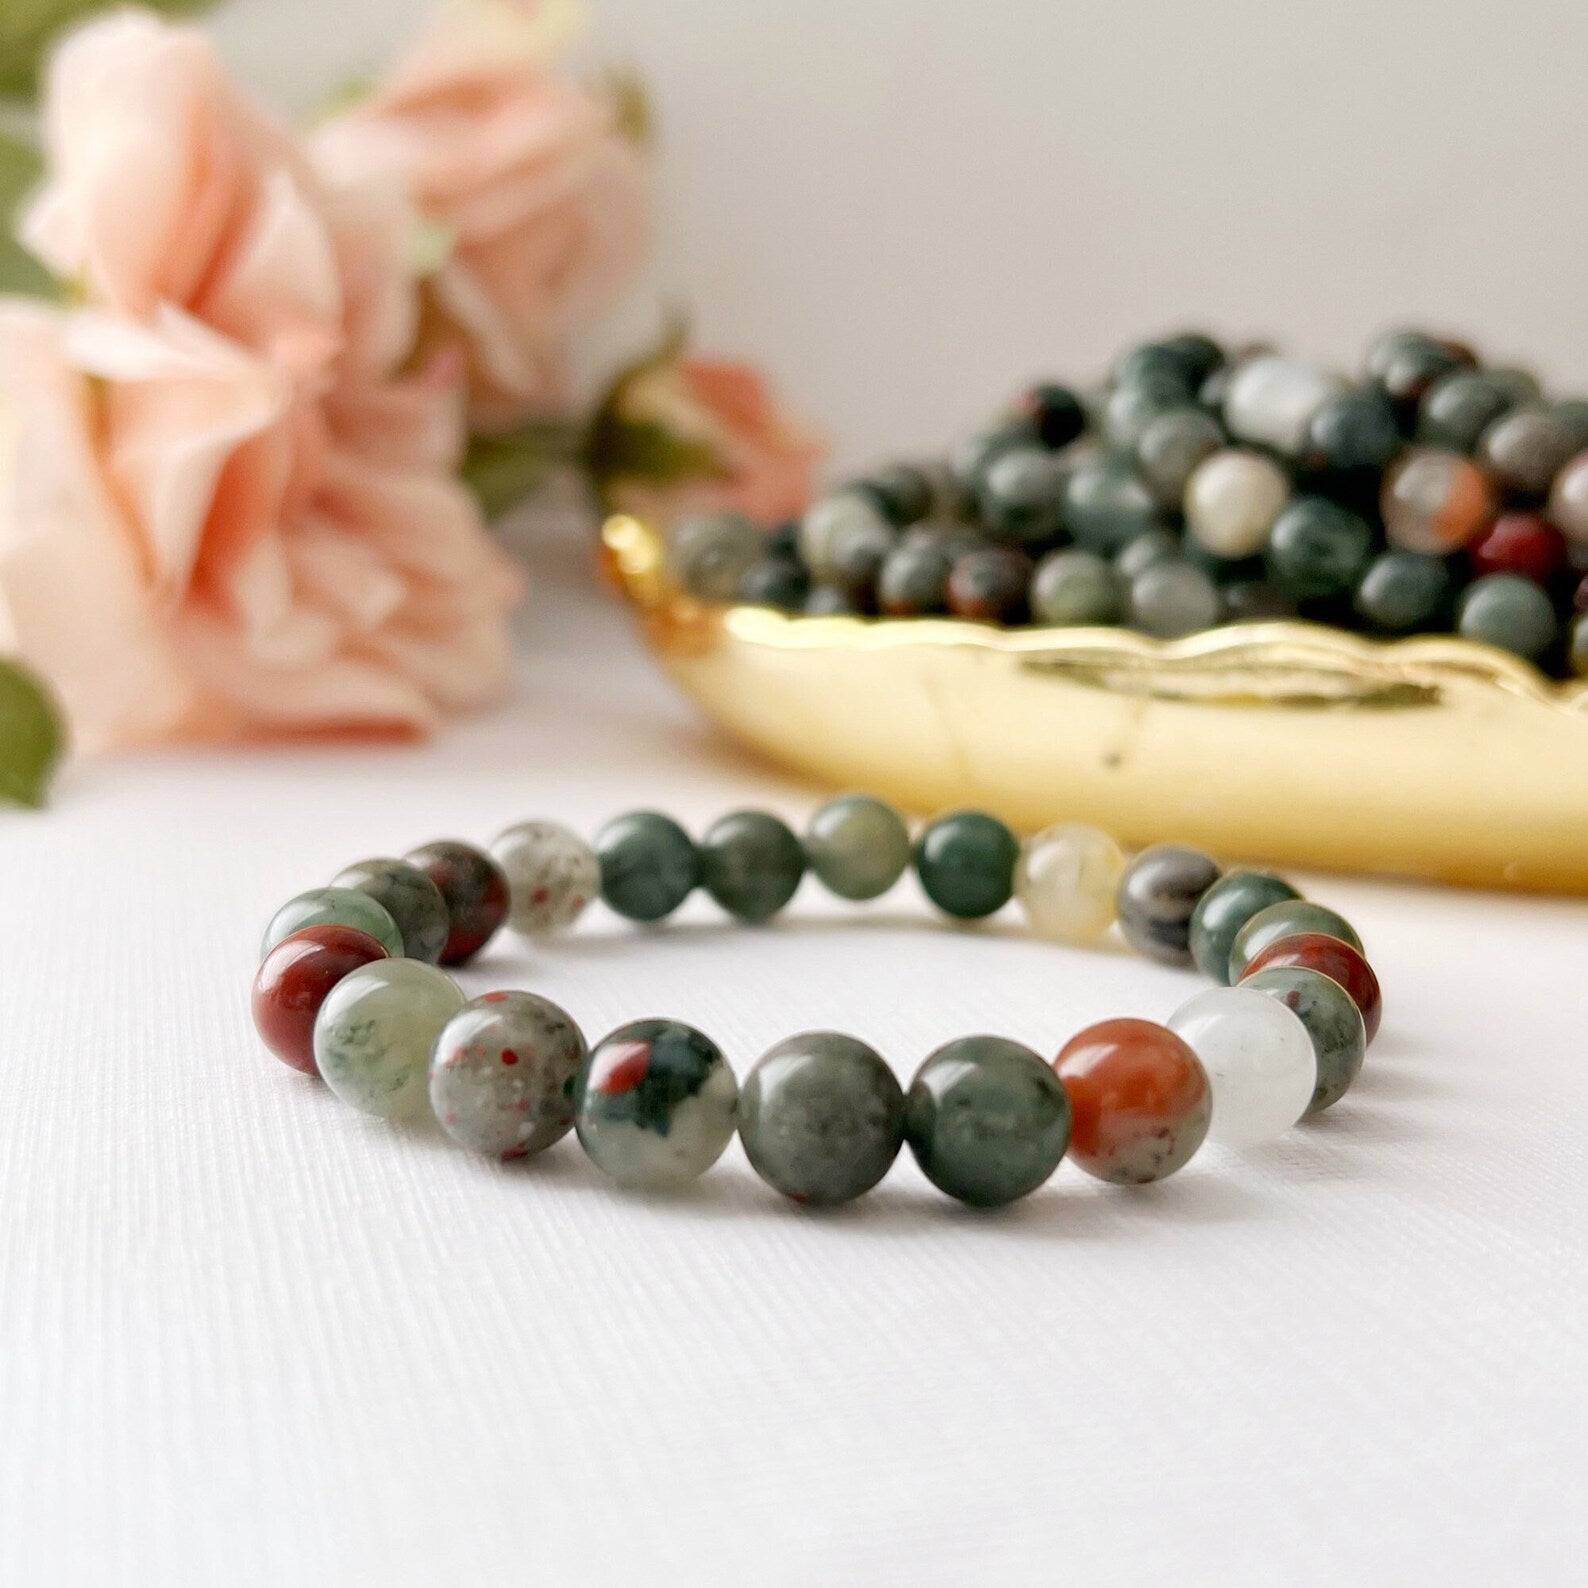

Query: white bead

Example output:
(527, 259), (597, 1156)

(491, 820), (599, 937)
(1015, 823), (1126, 944)
(1184, 449), (1290, 558)
(1549, 453), (1588, 546)
(1223, 354), (1346, 455)
(1168, 986), (1316, 1146)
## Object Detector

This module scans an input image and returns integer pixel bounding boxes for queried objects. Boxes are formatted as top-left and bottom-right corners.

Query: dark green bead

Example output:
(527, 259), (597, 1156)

(331, 857), (450, 964)
(1030, 549), (1124, 625)
(1244, 967), (1366, 1113)
(1265, 497), (1373, 601)
(877, 541), (952, 615)
(1136, 407), (1223, 509)
(945, 546), (1031, 624)
(1229, 899), (1363, 981)
(1553, 399), (1588, 455)
(1417, 370), (1515, 453)
(1488, 367), (1543, 406)
(1063, 457), (1162, 554)
(1353, 550), (1453, 633)
(737, 555), (809, 610)
(1128, 558), (1221, 638)
(1457, 573), (1558, 662)
(1221, 580), (1296, 622)
(825, 513), (897, 601)
(594, 812), (701, 922)
(1114, 526), (1178, 580)
(804, 794), (911, 901)
(914, 810), (1019, 919)
(1479, 408), (1576, 498)
(698, 811), (805, 923)
(1116, 843), (1222, 965)
(906, 1036), (1071, 1207)
(1301, 390), (1401, 496)
(1112, 343), (1198, 397)
(976, 445), (1068, 545)
(1021, 383), (1086, 449)
(852, 462), (936, 526)
(1102, 378), (1190, 455)
(1377, 339), (1467, 424)
(1189, 869), (1302, 984)
(1156, 333), (1226, 387)
(949, 420), (1038, 495)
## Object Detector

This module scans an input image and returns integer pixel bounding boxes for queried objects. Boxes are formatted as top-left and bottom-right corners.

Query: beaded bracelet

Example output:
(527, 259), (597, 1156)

(251, 795), (1383, 1210)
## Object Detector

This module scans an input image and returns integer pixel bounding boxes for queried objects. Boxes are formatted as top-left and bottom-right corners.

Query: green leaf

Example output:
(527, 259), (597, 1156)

(0, 129), (54, 296)
(462, 421), (581, 521)
(0, 657), (64, 808)
(586, 418), (720, 486)
(0, 0), (220, 100)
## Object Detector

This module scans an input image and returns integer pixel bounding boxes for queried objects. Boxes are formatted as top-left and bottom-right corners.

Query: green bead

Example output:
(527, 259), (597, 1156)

(1417, 370), (1514, 453)
(1030, 549), (1124, 625)
(594, 812), (701, 922)
(905, 1036), (1071, 1207)
(668, 512), (764, 601)
(699, 810), (805, 923)
(1135, 407), (1223, 510)
(1265, 498), (1373, 601)
(1128, 558), (1221, 638)
(1353, 550), (1453, 633)
(1244, 967), (1366, 1113)
(331, 856), (450, 964)
(261, 886), (403, 960)
(1189, 869), (1302, 984)
(1457, 573), (1559, 663)
(804, 794), (912, 901)
(914, 810), (1019, 919)
(977, 445), (1067, 545)
(1229, 900), (1364, 981)
(1570, 612), (1588, 678)
(1063, 457), (1162, 554)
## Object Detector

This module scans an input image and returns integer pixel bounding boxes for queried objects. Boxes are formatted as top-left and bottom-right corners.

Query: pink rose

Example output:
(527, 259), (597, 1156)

(0, 13), (521, 749)
(312, 0), (650, 431)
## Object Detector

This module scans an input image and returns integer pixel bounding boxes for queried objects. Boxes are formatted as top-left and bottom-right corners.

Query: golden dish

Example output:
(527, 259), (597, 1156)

(603, 514), (1588, 894)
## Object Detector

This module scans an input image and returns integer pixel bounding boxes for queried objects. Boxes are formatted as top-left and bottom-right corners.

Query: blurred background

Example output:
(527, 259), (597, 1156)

(216, 0), (1588, 470)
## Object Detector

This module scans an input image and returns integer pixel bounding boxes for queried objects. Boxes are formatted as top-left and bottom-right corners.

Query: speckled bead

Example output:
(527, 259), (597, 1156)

(1382, 449), (1495, 554)
(1128, 558), (1222, 638)
(1223, 354), (1346, 455)
(262, 887), (404, 960)
(699, 810), (806, 922)
(1478, 408), (1577, 498)
(1054, 1018), (1211, 1184)
(1301, 389), (1401, 496)
(1353, 550), (1454, 633)
(313, 958), (465, 1120)
(331, 856), (450, 964)
(1063, 457), (1162, 554)
(252, 925), (389, 1075)
(1030, 549), (1124, 626)
(1136, 407), (1224, 511)
(1184, 449), (1290, 559)
(739, 1031), (905, 1205)
(799, 493), (894, 584)
(977, 445), (1068, 545)
(1417, 370), (1515, 454)
(1238, 932), (1382, 1045)
(824, 508), (898, 602)
(593, 812), (700, 923)
(914, 810), (1020, 920)
(405, 841), (510, 965)
(1243, 967), (1365, 1114)
(877, 540), (952, 615)
(1188, 869), (1301, 984)
(1229, 900), (1363, 981)
(905, 1036), (1071, 1207)
(491, 820), (600, 937)
(1116, 843), (1222, 965)
(946, 546), (1032, 623)
(1456, 572), (1559, 662)
(1265, 497), (1373, 601)
(1015, 822), (1126, 944)
(430, 991), (587, 1159)
(853, 462), (936, 527)
(575, 1019), (739, 1189)
(1102, 377), (1189, 456)
(804, 794), (912, 901)
(668, 511), (765, 601)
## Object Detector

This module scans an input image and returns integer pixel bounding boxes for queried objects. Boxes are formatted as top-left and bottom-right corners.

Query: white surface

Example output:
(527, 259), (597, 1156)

(2, 521), (1586, 1585)
(213, 0), (1588, 467)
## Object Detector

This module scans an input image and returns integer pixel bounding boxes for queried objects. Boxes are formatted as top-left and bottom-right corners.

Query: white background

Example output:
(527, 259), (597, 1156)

(6, 2), (1588, 1583)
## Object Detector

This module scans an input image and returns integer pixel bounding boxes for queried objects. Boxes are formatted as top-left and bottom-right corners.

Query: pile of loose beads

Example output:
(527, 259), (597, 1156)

(667, 328), (1588, 678)
(252, 796), (1384, 1209)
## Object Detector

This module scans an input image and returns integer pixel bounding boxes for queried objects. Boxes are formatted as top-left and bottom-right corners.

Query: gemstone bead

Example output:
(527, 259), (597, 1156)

(405, 840), (510, 965)
(1128, 558), (1221, 638)
(804, 585), (860, 617)
(1115, 843), (1222, 965)
(1229, 900), (1363, 980)
(1265, 498), (1373, 602)
(1168, 986), (1316, 1146)
(905, 1036), (1071, 1207)
(1221, 579), (1296, 621)
(977, 446), (1068, 545)
(491, 819), (600, 937)
(824, 509), (898, 602)
(261, 887), (403, 960)
(1374, 337), (1468, 423)
(799, 493), (893, 584)
(949, 421), (1038, 496)
(1548, 453), (1588, 545)
(1457, 573), (1559, 662)
(1015, 822), (1126, 944)
(593, 812), (700, 923)
(1115, 526), (1178, 580)
(1468, 513), (1566, 583)
(1478, 408), (1576, 498)
(1238, 931), (1383, 1044)
(1063, 457), (1161, 554)
(430, 991), (586, 1159)
(575, 1019), (739, 1189)
(1135, 407), (1224, 511)
(1223, 355), (1345, 455)
(1243, 967), (1366, 1114)
(1553, 400), (1588, 454)
(1102, 377), (1189, 455)
(1417, 370), (1514, 453)
(946, 546), (1031, 623)
(668, 511), (764, 601)
(1188, 869), (1301, 984)
(739, 1032), (905, 1205)
(252, 925), (389, 1075)
(1572, 613), (1588, 677)
(877, 540), (951, 615)
(1353, 550), (1454, 632)
(1030, 549), (1124, 626)
(1018, 383), (1087, 449)
(1184, 449), (1290, 558)
(1301, 389), (1402, 496)
(737, 554), (810, 610)
(331, 856), (450, 965)
(1054, 1018), (1211, 1184)
(914, 810), (1020, 919)
(804, 793), (912, 901)
(1382, 449), (1496, 553)
(314, 958), (465, 1120)
(853, 462), (936, 527)
(699, 810), (806, 922)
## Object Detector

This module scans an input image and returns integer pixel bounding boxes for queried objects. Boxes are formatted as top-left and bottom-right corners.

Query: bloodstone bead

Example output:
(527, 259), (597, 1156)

(1468, 513), (1566, 583)
(1382, 448), (1496, 554)
(799, 493), (894, 585)
(1238, 931), (1383, 1044)
(405, 840), (510, 966)
(1114, 526), (1178, 580)
(1301, 389), (1402, 495)
(877, 540), (952, 615)
(1113, 342), (1198, 396)
(825, 510), (898, 601)
(739, 1031), (905, 1205)
(1102, 377), (1189, 455)
(1456, 572), (1559, 662)
(575, 1019), (739, 1189)
(977, 446), (1068, 545)
(1221, 580), (1297, 622)
(1554, 400), (1588, 455)
(1188, 869), (1301, 985)
(901, 519), (986, 561)
(430, 991), (586, 1159)
(905, 1036), (1072, 1207)
(1229, 900), (1363, 981)
(1353, 550), (1454, 633)
(1018, 382), (1087, 449)
(804, 584), (860, 617)
(1063, 456), (1162, 554)
(853, 462), (936, 527)
(262, 887), (404, 960)
(1478, 408), (1577, 499)
(1054, 1018), (1211, 1184)
(491, 820), (599, 937)
(668, 512), (764, 601)
(1488, 367), (1543, 406)
(765, 520), (799, 558)
(330, 857), (450, 965)
(1417, 370), (1515, 454)
(946, 546), (1032, 623)
(1265, 497), (1373, 601)
(948, 420), (1038, 496)
(1128, 558), (1221, 639)
(737, 554), (810, 610)
(914, 809), (1020, 920)
(1030, 549), (1124, 626)
(593, 812), (701, 922)
(1375, 337), (1468, 425)
(1550, 453), (1588, 546)
(252, 925), (389, 1075)
(1156, 332), (1226, 388)
(1136, 407), (1224, 510)
(804, 793), (912, 901)
(1569, 612), (1588, 676)
(699, 809), (806, 923)
(1243, 967), (1366, 1114)
(1116, 843), (1221, 965)
(1223, 355), (1345, 455)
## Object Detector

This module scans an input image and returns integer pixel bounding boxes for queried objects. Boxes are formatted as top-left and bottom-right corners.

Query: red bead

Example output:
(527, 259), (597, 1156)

(1238, 932), (1382, 1044)
(1468, 512), (1566, 583)
(405, 840), (510, 965)
(252, 925), (389, 1074)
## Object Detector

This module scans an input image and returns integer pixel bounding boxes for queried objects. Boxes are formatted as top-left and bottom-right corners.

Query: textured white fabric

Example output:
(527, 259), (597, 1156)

(2, 524), (1585, 1585)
